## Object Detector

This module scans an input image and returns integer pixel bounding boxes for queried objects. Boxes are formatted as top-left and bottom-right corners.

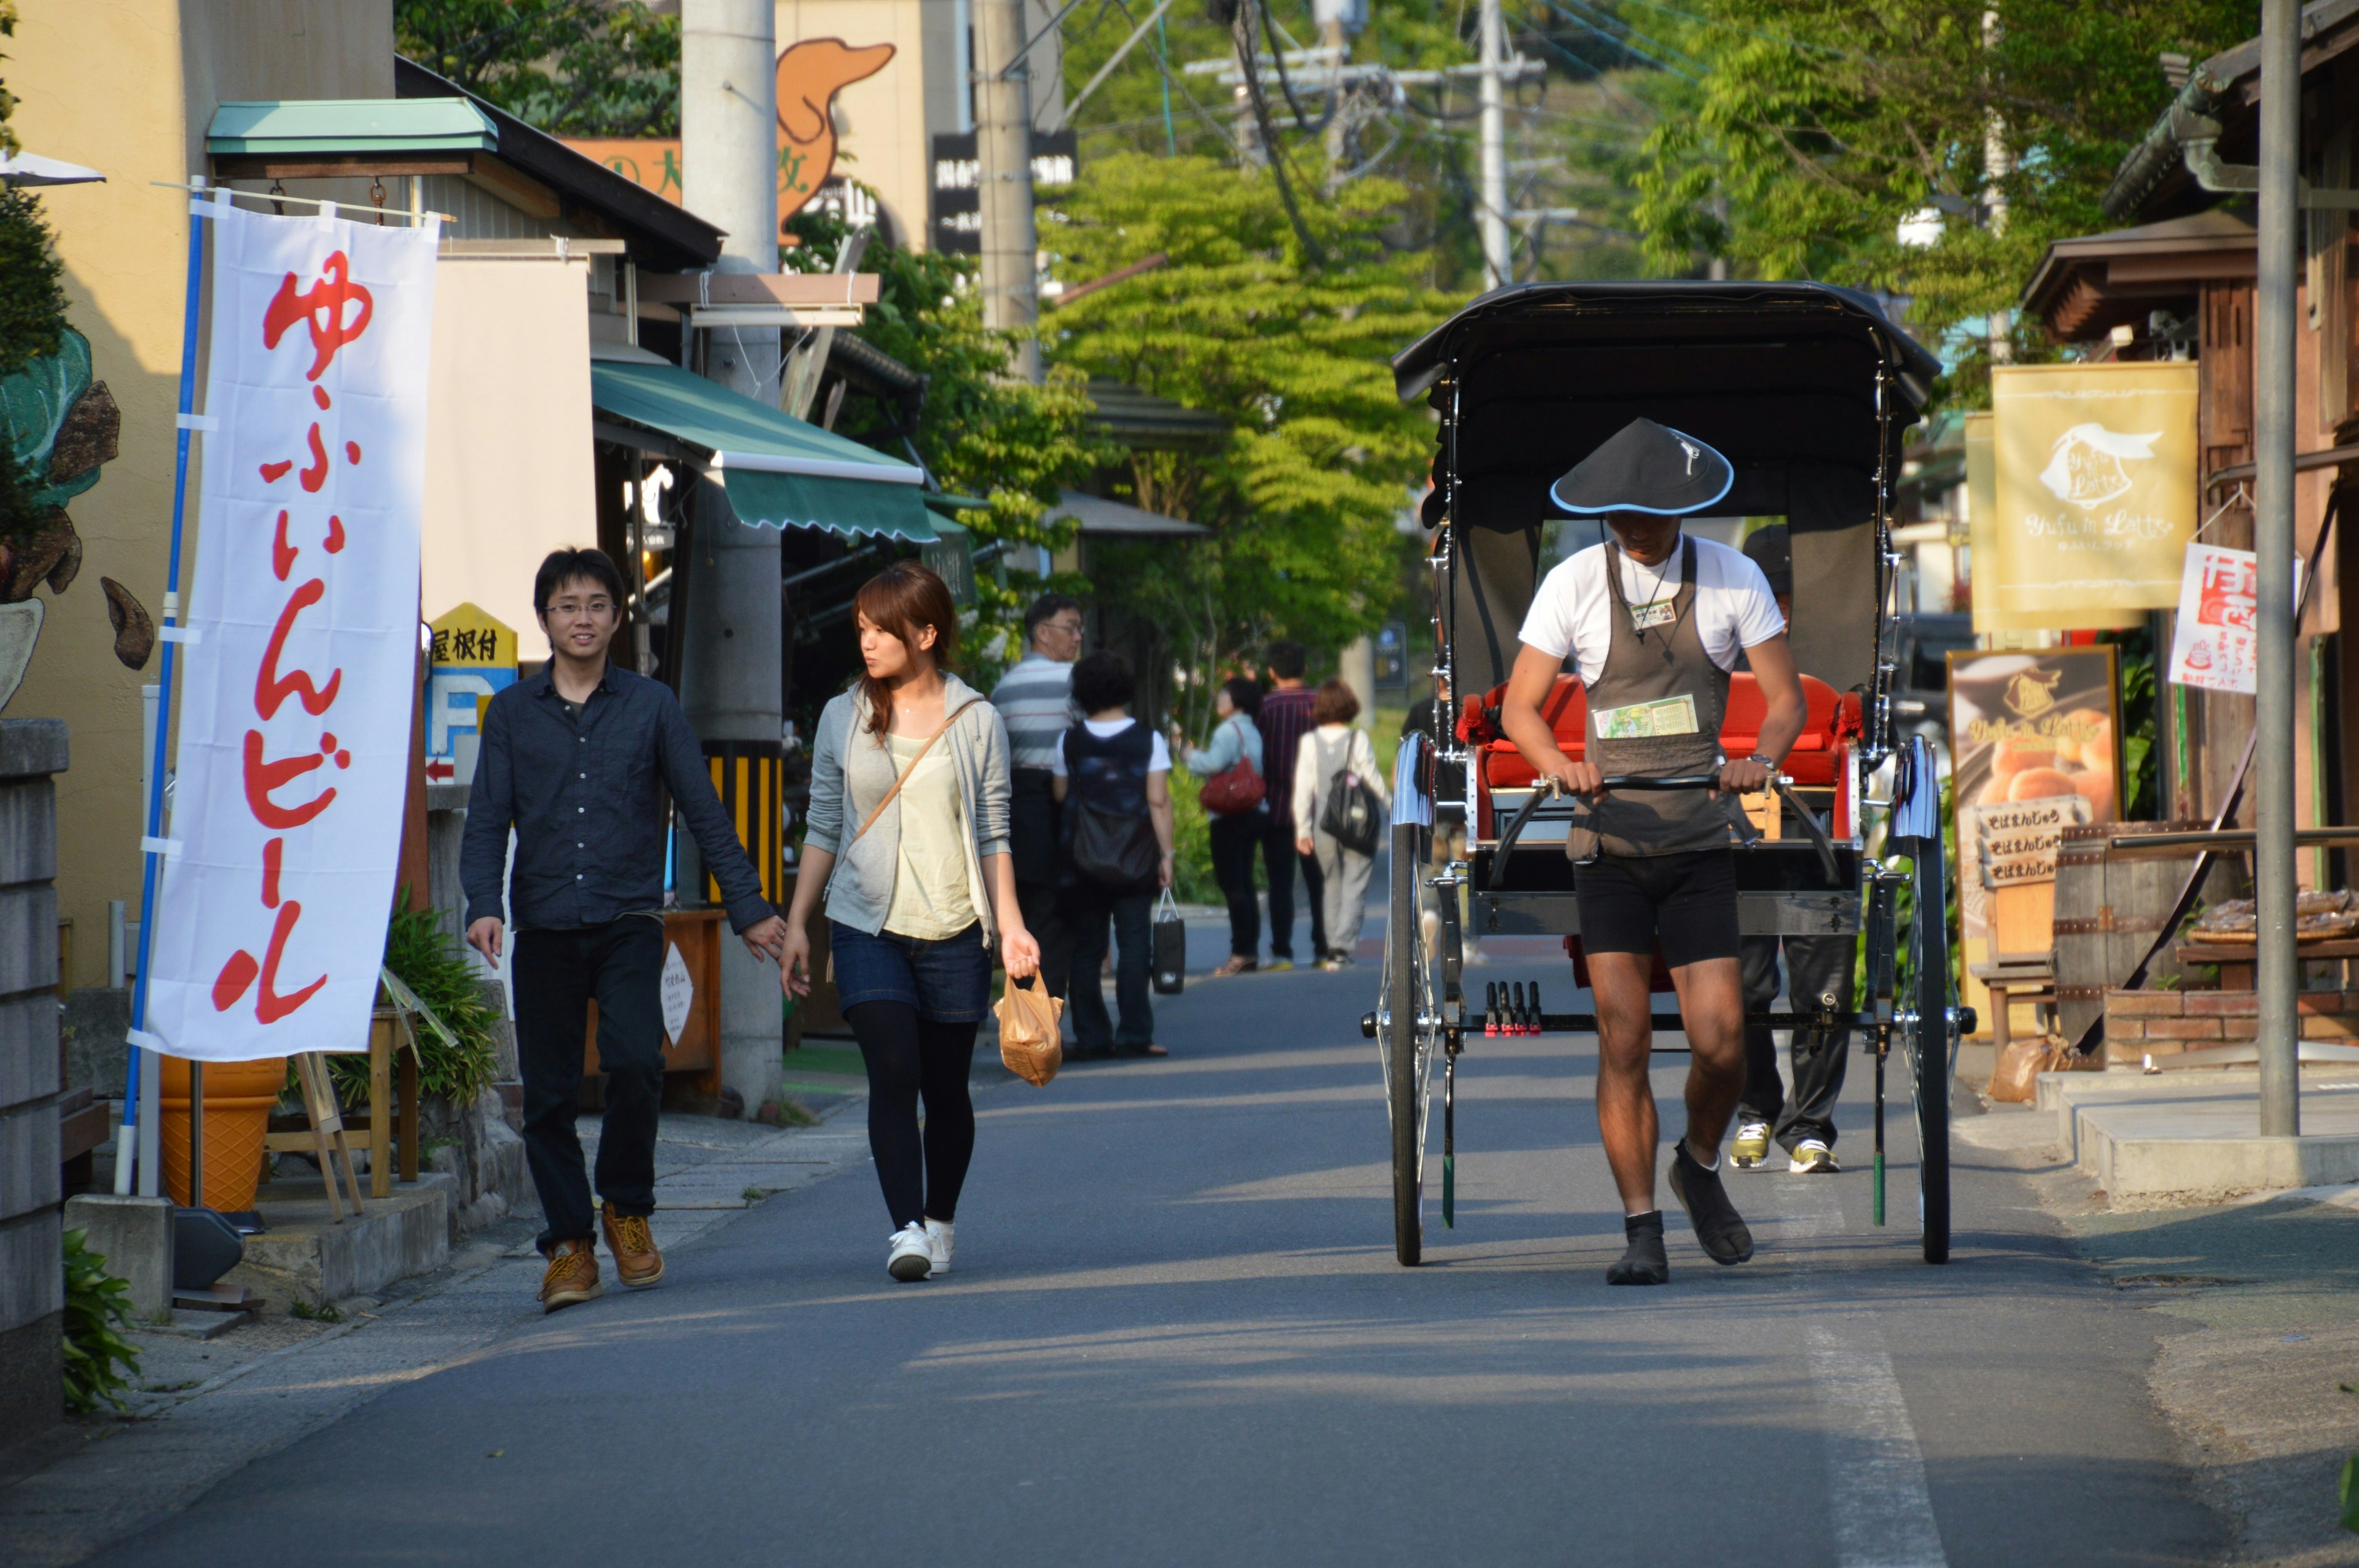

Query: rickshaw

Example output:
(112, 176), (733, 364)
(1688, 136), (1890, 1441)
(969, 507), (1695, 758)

(1366, 282), (1970, 1268)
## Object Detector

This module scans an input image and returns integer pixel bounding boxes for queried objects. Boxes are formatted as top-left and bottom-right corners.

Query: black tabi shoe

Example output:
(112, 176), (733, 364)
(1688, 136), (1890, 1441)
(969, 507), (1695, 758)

(1606, 1211), (1670, 1286)
(1668, 1138), (1755, 1265)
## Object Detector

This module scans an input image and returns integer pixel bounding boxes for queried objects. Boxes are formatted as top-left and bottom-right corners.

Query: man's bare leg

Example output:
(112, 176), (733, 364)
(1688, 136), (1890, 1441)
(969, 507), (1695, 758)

(1665, 956), (1745, 1164)
(1588, 951), (1662, 1216)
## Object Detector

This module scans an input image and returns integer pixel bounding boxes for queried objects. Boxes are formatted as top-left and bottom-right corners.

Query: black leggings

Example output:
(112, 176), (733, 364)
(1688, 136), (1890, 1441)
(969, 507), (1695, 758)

(846, 1001), (978, 1229)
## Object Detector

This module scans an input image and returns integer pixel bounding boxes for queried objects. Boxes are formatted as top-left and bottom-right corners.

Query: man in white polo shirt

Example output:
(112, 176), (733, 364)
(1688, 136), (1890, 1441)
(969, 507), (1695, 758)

(1498, 418), (1807, 1286)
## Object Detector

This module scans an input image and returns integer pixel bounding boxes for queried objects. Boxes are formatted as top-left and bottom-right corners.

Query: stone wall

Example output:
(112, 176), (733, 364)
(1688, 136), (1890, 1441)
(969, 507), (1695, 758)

(0, 720), (68, 1441)
(2103, 986), (2359, 1066)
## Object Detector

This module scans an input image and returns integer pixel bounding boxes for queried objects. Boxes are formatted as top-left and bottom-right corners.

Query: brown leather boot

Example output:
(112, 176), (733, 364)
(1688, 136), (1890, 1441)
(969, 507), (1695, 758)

(601, 1207), (665, 1288)
(538, 1238), (601, 1313)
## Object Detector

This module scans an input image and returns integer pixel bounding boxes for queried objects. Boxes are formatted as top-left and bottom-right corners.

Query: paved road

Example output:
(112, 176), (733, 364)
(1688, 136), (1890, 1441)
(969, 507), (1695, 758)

(86, 953), (2223, 1566)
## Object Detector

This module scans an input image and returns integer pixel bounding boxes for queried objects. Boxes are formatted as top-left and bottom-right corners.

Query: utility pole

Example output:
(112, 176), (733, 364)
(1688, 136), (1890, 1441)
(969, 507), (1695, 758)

(2255, 0), (2300, 1137)
(1476, 0), (1510, 290)
(975, 0), (1043, 383)
(681, 0), (785, 1115)
(1981, 9), (2012, 364)
(1316, 0), (1350, 168)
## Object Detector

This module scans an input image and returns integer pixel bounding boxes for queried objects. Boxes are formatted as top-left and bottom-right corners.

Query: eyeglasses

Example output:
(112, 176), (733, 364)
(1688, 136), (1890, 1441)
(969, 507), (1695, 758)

(546, 598), (616, 618)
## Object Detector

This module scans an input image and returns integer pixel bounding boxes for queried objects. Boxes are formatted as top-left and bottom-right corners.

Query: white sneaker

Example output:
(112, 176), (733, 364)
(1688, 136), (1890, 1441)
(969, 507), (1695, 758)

(1731, 1120), (1772, 1169)
(925, 1217), (954, 1276)
(886, 1222), (933, 1281)
(1789, 1139), (1840, 1174)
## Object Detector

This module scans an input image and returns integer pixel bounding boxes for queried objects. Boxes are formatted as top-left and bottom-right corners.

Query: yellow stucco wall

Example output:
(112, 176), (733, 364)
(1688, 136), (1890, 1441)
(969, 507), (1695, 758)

(10, 0), (391, 988)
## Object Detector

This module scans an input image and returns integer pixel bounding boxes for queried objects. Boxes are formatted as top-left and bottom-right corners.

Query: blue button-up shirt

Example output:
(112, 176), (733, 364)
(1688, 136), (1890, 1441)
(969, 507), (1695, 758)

(460, 663), (773, 935)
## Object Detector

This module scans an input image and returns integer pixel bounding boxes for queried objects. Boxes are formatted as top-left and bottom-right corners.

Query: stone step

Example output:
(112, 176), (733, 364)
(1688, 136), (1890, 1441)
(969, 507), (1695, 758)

(227, 1172), (453, 1309)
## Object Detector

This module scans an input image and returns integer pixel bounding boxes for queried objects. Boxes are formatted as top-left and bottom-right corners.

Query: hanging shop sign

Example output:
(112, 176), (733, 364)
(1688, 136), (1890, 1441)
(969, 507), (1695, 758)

(2165, 542), (2302, 696)
(141, 200), (438, 1061)
(1985, 362), (2198, 625)
(1947, 646), (2121, 1002)
(426, 602), (518, 786)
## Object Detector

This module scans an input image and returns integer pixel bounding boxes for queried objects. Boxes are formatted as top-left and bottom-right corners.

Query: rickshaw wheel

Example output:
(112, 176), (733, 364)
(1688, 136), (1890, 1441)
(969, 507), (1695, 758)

(1381, 821), (1432, 1266)
(1905, 838), (1952, 1265)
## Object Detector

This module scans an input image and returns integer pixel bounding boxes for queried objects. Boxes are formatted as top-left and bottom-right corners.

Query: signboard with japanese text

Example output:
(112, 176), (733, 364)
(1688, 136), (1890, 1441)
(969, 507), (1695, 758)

(426, 603), (517, 786)
(141, 199), (438, 1061)
(1987, 362), (2197, 625)
(1946, 646), (2121, 1016)
(2166, 543), (2299, 695)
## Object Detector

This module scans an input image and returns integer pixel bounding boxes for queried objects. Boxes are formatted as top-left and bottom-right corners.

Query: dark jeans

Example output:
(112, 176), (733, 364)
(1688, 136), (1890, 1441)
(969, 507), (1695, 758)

(1067, 884), (1153, 1052)
(1261, 817), (1325, 961)
(1015, 879), (1073, 999)
(513, 918), (664, 1254)
(845, 1002), (977, 1228)
(1208, 810), (1264, 959)
(1739, 934), (1856, 1150)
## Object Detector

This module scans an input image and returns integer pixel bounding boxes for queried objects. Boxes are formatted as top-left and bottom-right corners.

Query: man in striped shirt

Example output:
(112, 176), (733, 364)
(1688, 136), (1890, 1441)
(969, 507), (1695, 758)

(1258, 640), (1321, 970)
(992, 593), (1086, 996)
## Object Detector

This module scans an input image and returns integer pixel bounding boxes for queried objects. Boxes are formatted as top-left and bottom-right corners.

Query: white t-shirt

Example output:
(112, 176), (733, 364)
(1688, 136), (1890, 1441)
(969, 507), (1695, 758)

(1050, 717), (1172, 777)
(1517, 533), (1786, 684)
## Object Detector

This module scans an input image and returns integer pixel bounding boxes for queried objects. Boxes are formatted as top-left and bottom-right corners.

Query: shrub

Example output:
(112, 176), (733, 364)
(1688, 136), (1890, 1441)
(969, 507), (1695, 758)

(324, 892), (501, 1109)
(61, 1227), (141, 1413)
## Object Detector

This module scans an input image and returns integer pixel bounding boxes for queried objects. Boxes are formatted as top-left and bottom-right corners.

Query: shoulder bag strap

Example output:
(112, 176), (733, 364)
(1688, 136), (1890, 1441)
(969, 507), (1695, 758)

(850, 698), (984, 846)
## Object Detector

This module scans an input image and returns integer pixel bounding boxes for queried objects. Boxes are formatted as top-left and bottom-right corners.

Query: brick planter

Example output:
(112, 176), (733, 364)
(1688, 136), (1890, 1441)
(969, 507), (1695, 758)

(2103, 986), (2359, 1066)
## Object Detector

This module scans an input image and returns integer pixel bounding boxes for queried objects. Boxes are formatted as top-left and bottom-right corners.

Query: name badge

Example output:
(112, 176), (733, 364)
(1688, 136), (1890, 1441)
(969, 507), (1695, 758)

(1594, 693), (1699, 739)
(1629, 598), (1676, 631)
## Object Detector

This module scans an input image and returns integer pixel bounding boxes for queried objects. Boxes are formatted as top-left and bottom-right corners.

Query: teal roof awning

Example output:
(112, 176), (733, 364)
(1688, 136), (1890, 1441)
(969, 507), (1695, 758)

(208, 98), (499, 156)
(589, 361), (937, 543)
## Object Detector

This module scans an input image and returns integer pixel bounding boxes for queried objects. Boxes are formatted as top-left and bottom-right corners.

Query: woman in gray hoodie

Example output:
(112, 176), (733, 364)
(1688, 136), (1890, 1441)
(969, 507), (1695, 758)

(781, 563), (1039, 1282)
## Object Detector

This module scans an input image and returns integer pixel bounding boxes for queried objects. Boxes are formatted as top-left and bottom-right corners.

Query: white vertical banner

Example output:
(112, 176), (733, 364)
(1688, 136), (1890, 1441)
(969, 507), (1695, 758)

(144, 199), (439, 1062)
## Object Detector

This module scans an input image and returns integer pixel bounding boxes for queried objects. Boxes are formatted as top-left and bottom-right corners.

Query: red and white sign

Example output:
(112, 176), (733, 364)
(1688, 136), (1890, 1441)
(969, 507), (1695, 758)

(141, 198), (439, 1061)
(2167, 542), (2299, 696)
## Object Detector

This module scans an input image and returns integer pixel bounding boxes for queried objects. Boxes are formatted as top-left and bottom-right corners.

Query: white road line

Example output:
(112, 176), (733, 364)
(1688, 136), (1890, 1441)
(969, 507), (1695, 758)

(1786, 1199), (1948, 1568)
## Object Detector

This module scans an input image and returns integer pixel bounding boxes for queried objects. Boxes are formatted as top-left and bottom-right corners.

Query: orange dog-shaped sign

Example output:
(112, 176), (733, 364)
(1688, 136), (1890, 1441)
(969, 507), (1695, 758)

(563, 38), (896, 230)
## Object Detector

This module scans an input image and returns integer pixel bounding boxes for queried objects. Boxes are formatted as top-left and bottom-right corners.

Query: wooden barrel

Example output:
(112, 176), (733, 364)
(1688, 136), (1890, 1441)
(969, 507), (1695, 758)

(2055, 819), (2208, 1040)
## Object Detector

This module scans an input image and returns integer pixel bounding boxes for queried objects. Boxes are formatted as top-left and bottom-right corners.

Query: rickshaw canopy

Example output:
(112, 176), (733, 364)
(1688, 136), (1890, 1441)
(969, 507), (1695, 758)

(1393, 281), (1941, 701)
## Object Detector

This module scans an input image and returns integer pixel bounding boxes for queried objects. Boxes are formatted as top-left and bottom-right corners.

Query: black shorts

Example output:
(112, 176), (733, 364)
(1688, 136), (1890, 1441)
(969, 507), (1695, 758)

(1574, 848), (1741, 969)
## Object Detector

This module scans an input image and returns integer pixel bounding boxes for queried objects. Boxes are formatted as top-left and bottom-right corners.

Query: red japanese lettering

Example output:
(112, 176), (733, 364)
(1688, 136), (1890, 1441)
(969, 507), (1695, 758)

(298, 424), (329, 493)
(209, 902), (327, 1022)
(242, 729), (337, 829)
(262, 251), (374, 381)
(262, 835), (284, 908)
(255, 579), (342, 720)
(260, 460), (293, 485)
(325, 515), (346, 553)
(272, 511), (296, 581)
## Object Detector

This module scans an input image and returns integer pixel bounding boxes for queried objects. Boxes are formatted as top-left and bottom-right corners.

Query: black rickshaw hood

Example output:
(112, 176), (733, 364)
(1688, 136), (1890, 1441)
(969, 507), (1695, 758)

(1390, 280), (1942, 410)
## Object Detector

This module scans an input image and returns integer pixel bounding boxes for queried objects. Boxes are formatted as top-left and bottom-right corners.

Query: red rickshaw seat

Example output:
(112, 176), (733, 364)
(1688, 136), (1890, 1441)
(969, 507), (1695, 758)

(1461, 673), (1858, 793)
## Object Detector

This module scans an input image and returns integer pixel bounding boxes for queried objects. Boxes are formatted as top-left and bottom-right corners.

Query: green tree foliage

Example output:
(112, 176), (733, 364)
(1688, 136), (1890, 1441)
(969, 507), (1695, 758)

(0, 185), (63, 378)
(1048, 153), (1450, 732)
(62, 1228), (143, 1412)
(1624, 0), (2252, 399)
(395, 0), (681, 136)
(0, 0), (21, 158)
(785, 208), (1109, 679)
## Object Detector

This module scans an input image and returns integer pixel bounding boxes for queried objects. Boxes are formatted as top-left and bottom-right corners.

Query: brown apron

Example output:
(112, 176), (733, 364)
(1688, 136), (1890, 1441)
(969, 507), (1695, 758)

(1565, 535), (1742, 860)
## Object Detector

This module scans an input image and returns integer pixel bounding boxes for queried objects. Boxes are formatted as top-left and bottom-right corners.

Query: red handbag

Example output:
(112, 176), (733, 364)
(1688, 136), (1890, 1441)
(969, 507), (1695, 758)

(1195, 718), (1267, 816)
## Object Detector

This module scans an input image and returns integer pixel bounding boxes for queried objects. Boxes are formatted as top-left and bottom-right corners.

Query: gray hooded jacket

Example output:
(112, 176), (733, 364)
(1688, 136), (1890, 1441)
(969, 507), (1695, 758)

(803, 672), (1013, 942)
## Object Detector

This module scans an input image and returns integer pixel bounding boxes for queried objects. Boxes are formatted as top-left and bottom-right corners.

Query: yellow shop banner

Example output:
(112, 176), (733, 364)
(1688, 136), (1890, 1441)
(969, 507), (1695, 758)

(1989, 361), (2198, 620)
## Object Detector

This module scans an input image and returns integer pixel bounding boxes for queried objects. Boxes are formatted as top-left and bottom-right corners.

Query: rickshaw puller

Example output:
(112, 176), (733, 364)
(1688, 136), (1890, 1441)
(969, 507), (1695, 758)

(1498, 419), (1808, 1286)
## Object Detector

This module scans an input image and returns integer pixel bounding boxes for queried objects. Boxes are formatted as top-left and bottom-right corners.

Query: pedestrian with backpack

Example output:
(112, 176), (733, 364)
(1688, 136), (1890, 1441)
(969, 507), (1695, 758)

(1175, 675), (1267, 977)
(1290, 679), (1383, 970)
(1054, 652), (1174, 1058)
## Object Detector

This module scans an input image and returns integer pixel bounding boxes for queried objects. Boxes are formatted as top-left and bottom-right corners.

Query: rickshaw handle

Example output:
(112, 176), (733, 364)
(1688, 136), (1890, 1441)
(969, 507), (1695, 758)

(1487, 774), (1842, 890)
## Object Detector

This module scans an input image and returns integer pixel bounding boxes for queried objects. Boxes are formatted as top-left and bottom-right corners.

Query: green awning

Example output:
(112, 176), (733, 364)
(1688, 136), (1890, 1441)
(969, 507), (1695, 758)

(589, 361), (937, 543)
(208, 97), (499, 156)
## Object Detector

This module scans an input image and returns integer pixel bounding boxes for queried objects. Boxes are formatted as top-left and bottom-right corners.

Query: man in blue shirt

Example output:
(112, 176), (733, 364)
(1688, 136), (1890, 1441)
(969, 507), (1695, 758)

(463, 548), (784, 1313)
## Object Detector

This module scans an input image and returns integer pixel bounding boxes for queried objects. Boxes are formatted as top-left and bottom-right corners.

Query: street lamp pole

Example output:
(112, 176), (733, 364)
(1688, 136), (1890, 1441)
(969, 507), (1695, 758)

(976, 0), (1043, 383)
(2254, 0), (2300, 1137)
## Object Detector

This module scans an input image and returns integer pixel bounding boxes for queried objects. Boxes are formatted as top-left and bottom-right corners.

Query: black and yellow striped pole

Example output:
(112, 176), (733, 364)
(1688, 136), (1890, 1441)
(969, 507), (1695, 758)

(700, 742), (784, 907)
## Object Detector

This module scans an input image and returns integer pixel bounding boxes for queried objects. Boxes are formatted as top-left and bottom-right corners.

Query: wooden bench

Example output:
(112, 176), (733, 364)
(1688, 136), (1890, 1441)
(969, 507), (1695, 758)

(1970, 958), (2057, 1059)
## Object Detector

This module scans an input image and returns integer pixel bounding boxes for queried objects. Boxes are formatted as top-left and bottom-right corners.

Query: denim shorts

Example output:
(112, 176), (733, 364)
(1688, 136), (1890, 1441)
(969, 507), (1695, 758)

(829, 920), (993, 1022)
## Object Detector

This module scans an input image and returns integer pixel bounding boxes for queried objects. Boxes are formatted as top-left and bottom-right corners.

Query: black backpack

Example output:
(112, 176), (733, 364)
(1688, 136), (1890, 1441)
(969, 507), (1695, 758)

(1317, 733), (1384, 857)
(1063, 722), (1162, 893)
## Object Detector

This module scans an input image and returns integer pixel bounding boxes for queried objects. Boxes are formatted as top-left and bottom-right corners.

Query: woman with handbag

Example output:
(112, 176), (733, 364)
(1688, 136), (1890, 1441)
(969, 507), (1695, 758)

(1291, 679), (1385, 970)
(1174, 676), (1267, 977)
(780, 563), (1039, 1283)
(1052, 652), (1174, 1059)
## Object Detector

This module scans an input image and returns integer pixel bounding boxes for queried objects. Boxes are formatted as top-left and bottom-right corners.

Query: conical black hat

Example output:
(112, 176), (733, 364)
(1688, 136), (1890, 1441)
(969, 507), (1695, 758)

(1549, 418), (1734, 516)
